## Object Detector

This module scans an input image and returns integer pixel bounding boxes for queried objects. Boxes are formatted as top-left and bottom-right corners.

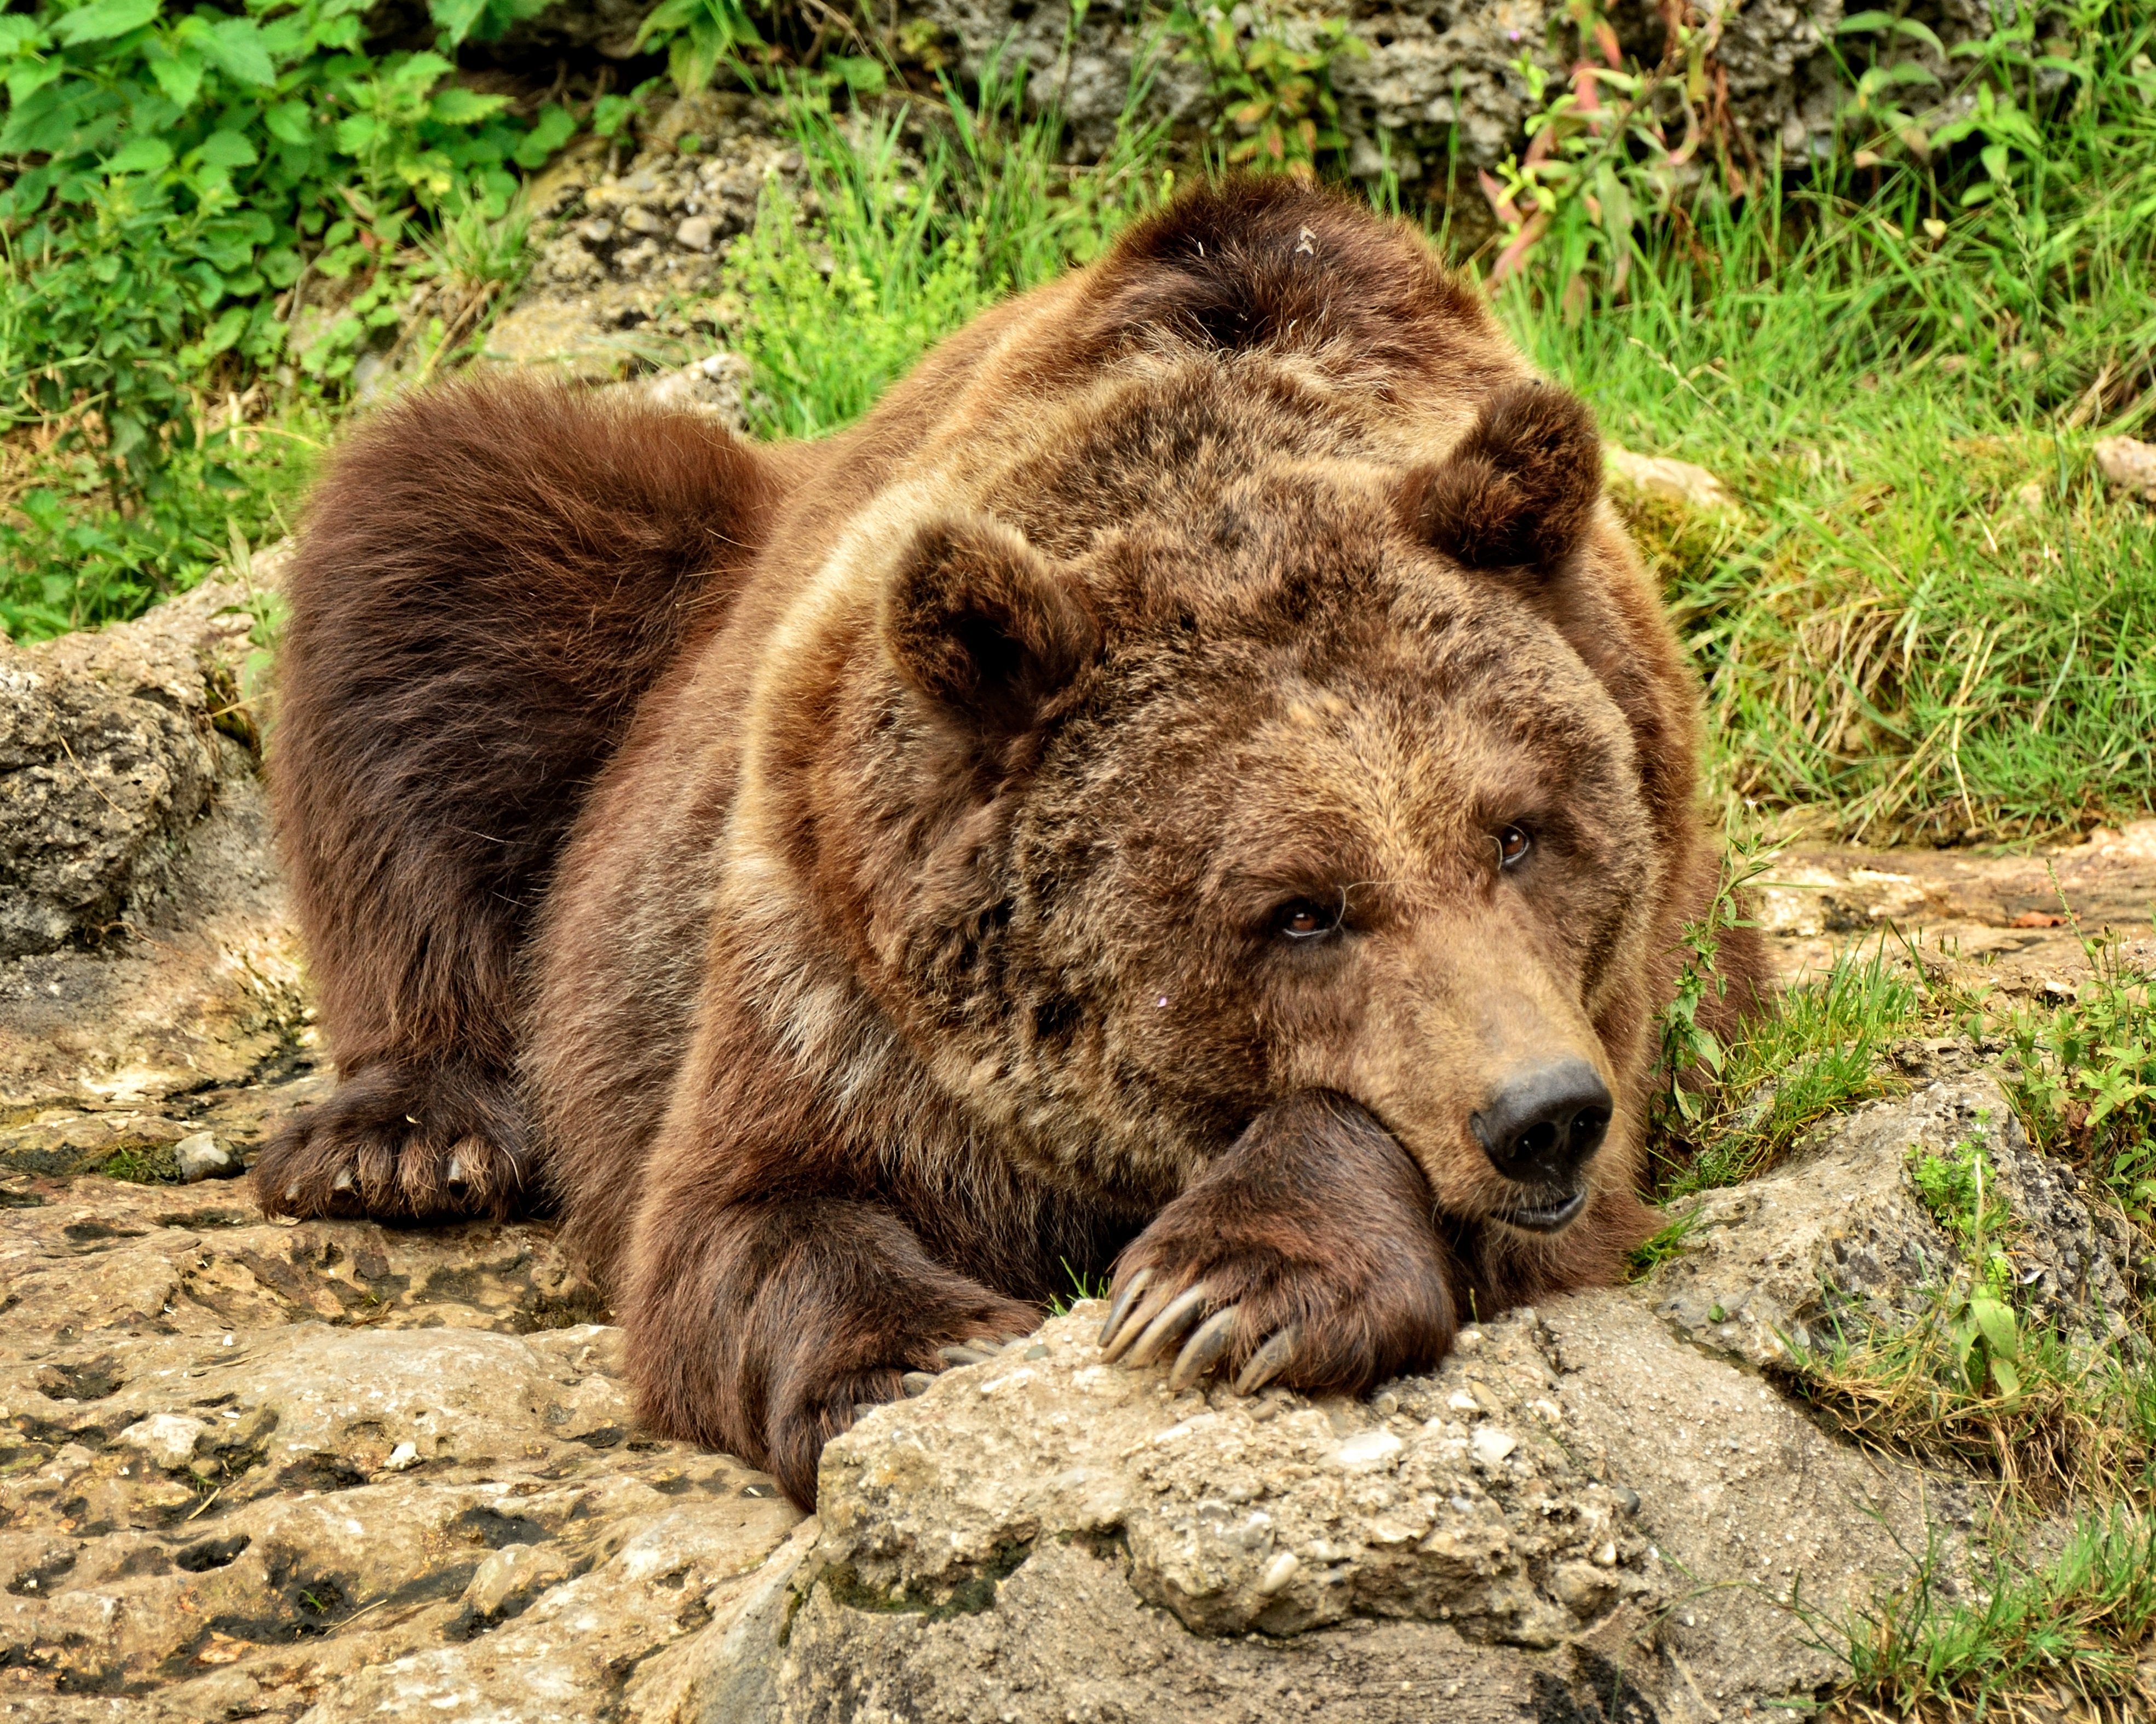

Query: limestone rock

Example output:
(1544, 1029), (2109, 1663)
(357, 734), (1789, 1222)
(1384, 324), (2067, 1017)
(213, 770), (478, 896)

(2095, 435), (2156, 504)
(904, 0), (2014, 178)
(1645, 1072), (2150, 1368)
(1606, 445), (1735, 512)
(173, 1131), (235, 1183)
(0, 570), (273, 961)
(0, 551), (308, 1133)
(0, 1177), (801, 1721)
(691, 1299), (1959, 1720)
(484, 93), (802, 388)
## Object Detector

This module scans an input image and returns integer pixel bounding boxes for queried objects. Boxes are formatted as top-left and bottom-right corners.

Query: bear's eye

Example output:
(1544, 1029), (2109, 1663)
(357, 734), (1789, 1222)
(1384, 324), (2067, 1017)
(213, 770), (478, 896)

(1497, 825), (1533, 869)
(1274, 898), (1343, 942)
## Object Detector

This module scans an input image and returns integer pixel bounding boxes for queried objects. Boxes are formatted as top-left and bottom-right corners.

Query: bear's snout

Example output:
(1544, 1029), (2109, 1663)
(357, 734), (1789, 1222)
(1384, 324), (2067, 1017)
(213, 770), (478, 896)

(1469, 1059), (1613, 1230)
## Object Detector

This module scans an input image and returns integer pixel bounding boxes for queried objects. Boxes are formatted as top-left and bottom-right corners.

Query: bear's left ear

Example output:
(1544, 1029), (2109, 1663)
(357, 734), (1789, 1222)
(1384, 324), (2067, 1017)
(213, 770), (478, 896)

(1398, 381), (1603, 573)
(882, 514), (1103, 738)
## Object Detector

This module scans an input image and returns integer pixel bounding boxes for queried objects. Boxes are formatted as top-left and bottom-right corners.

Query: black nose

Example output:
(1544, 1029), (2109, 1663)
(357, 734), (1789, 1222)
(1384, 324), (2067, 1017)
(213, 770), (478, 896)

(1471, 1060), (1613, 1186)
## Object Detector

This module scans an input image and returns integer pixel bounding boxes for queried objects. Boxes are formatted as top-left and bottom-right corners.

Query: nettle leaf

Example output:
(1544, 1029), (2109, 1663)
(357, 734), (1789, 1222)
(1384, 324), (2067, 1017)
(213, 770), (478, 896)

(510, 102), (574, 168)
(334, 112), (381, 154)
(265, 99), (315, 145)
(429, 86), (508, 125)
(145, 44), (206, 109)
(105, 136), (174, 176)
(428, 0), (488, 45)
(203, 16), (275, 85)
(0, 15), (50, 54)
(198, 128), (259, 168)
(55, 0), (161, 45)
(5, 61), (66, 106)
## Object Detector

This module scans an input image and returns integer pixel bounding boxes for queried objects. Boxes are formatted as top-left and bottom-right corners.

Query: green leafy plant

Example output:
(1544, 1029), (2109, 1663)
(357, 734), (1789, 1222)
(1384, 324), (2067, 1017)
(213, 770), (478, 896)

(1479, 0), (1739, 299)
(1907, 1129), (2025, 1398)
(1168, 2), (1363, 170)
(633, 0), (772, 99)
(0, 0), (574, 637)
(1655, 937), (1923, 1197)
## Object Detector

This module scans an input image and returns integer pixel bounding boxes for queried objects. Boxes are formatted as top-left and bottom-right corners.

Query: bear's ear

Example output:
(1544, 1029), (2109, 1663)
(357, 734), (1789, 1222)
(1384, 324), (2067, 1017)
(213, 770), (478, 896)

(883, 515), (1102, 737)
(1398, 382), (1603, 573)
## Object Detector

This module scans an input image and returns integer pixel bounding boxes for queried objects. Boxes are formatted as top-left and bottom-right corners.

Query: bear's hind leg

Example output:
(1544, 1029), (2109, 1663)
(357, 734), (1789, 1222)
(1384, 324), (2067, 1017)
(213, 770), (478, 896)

(1099, 1092), (1459, 1396)
(257, 1062), (529, 1221)
(625, 1193), (1038, 1508)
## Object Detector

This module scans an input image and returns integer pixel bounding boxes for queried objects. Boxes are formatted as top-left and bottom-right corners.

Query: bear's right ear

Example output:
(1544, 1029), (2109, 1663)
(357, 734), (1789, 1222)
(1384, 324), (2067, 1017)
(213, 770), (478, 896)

(882, 515), (1103, 737)
(1398, 381), (1603, 574)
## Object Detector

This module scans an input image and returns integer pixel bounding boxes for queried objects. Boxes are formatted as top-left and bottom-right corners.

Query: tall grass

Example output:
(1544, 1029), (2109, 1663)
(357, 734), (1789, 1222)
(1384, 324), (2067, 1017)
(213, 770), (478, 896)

(723, 65), (1166, 440)
(1502, 11), (2156, 843)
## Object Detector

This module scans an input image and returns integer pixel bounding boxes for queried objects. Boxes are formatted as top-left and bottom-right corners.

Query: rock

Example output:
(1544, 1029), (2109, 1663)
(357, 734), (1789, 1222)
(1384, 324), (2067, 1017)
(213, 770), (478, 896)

(0, 570), (271, 961)
(1, 551), (311, 1146)
(0, 1175), (802, 1720)
(1606, 445), (1737, 513)
(1645, 1072), (2151, 1368)
(601, 350), (755, 434)
(2095, 435), (2156, 503)
(173, 1131), (234, 1183)
(907, 0), (2011, 181)
(688, 1299), (1959, 1720)
(484, 94), (803, 386)
(117, 1411), (210, 1471)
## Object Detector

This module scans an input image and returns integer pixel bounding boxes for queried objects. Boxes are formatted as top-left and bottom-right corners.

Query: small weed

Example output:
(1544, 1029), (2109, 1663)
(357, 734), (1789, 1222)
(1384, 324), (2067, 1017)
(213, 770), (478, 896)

(1787, 1105), (2155, 1504)
(722, 67), (1163, 441)
(1167, 2), (1363, 171)
(100, 1143), (178, 1184)
(1626, 1203), (1705, 1279)
(1048, 1260), (1108, 1317)
(1999, 929), (2156, 1229)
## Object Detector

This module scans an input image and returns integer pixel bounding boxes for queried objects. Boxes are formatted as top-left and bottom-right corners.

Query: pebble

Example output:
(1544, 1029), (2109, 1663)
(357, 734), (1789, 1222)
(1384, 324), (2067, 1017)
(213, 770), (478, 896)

(175, 1131), (234, 1182)
(676, 215), (715, 252)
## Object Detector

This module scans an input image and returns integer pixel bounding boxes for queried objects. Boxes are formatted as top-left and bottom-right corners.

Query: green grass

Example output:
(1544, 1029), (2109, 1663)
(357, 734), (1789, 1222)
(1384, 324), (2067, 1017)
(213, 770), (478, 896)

(1830, 1507), (2156, 1718)
(1655, 938), (1924, 1197)
(722, 68), (1165, 441)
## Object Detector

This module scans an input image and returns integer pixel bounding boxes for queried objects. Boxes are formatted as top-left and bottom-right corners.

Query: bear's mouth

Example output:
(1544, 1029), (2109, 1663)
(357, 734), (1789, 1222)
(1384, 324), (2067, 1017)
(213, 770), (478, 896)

(1499, 1189), (1588, 1233)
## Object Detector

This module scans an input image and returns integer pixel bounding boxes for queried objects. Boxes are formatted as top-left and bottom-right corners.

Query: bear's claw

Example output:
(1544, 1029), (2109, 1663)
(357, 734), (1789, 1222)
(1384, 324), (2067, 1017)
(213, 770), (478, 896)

(1168, 1306), (1241, 1390)
(1097, 1268), (1153, 1349)
(1233, 1326), (1300, 1396)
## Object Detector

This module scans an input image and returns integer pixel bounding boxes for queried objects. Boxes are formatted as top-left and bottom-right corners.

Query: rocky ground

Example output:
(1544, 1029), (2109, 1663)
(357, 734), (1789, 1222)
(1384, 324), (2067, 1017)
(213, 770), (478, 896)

(9, 217), (2156, 1711)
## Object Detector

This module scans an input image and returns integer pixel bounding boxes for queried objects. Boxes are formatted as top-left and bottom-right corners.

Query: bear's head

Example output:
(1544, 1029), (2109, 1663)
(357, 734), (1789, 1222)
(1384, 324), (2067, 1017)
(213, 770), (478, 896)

(836, 362), (1663, 1253)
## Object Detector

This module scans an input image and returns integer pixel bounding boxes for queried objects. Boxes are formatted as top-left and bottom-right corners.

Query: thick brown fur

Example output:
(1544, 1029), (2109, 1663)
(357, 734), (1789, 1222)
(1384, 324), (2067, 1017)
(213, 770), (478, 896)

(257, 378), (795, 1218)
(262, 177), (1768, 1508)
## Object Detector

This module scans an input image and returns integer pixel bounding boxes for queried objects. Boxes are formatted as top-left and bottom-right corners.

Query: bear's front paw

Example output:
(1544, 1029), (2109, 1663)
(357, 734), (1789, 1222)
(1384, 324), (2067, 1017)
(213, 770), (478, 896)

(762, 1299), (1038, 1505)
(1097, 1091), (1457, 1397)
(254, 1061), (531, 1221)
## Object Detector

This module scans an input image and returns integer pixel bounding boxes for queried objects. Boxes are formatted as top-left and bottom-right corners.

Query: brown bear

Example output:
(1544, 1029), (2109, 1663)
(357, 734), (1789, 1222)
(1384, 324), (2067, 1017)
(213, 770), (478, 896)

(256, 177), (1764, 1509)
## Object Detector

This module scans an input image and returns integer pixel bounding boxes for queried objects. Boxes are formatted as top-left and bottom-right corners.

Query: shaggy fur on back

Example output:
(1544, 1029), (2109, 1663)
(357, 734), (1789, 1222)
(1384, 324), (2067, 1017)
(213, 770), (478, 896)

(259, 177), (1766, 1508)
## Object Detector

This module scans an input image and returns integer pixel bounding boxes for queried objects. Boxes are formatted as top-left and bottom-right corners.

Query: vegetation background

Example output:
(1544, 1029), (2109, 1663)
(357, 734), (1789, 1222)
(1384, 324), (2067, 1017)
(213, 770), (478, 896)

(4, 0), (2156, 1710)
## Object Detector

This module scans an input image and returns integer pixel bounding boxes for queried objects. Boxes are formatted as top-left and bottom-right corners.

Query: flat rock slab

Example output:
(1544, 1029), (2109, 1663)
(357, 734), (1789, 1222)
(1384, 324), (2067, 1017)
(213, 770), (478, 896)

(0, 1180), (802, 1722)
(1758, 821), (2156, 991)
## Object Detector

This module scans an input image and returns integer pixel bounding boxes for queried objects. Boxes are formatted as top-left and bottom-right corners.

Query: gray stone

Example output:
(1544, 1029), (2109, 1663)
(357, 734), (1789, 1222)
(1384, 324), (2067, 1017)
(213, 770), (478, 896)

(0, 573), (267, 961)
(173, 1131), (234, 1183)
(0, 1177), (801, 1720)
(1645, 1072), (2150, 1368)
(905, 0), (2025, 181)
